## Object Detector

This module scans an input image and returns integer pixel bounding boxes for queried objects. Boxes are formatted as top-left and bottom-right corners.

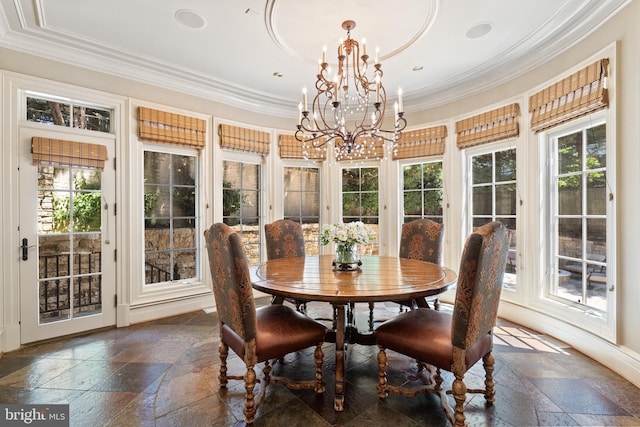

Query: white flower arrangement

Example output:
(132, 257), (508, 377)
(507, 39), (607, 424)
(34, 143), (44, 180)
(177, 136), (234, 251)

(319, 221), (372, 248)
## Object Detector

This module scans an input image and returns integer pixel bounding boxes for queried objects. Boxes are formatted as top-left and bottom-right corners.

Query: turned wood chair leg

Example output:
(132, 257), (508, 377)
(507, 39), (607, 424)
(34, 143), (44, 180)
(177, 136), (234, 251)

(314, 343), (325, 393)
(219, 342), (229, 387)
(243, 365), (257, 424)
(376, 347), (388, 398)
(452, 373), (467, 427)
(483, 352), (496, 404)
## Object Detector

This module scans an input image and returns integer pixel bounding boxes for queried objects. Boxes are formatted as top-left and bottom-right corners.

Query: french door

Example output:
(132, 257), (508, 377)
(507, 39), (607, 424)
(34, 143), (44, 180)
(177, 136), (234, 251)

(19, 128), (116, 343)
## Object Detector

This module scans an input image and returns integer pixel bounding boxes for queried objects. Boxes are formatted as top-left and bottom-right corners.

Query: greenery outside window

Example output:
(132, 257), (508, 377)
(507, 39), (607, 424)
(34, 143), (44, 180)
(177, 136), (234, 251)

(342, 167), (379, 255)
(550, 122), (608, 314)
(144, 151), (198, 285)
(27, 94), (112, 133)
(223, 160), (261, 265)
(402, 161), (443, 224)
(470, 147), (517, 289)
(283, 166), (320, 255)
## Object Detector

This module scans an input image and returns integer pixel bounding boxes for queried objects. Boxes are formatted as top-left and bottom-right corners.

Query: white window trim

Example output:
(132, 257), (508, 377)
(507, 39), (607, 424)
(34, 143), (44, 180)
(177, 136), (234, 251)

(531, 111), (616, 342)
(397, 156), (446, 255)
(129, 103), (210, 308)
(464, 138), (524, 303)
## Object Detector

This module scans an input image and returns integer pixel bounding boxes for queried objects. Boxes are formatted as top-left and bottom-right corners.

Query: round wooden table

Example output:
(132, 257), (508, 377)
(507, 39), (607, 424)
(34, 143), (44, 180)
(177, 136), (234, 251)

(253, 254), (457, 411)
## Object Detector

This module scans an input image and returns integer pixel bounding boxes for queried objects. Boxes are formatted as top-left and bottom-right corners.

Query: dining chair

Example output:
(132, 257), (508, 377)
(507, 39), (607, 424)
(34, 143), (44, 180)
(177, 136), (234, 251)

(366, 219), (445, 330)
(397, 218), (445, 309)
(375, 221), (509, 427)
(204, 223), (327, 424)
(264, 219), (308, 312)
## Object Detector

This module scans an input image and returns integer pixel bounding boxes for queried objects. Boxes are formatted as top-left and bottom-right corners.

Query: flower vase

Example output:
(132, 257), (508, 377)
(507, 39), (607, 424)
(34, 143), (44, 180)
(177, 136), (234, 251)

(333, 243), (361, 271)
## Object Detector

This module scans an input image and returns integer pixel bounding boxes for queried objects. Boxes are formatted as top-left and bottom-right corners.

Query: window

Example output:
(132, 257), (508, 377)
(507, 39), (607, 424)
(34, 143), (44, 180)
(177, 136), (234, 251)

(144, 151), (198, 284)
(223, 160), (261, 265)
(550, 122), (608, 313)
(283, 166), (321, 255)
(469, 147), (517, 289)
(402, 161), (443, 224)
(38, 165), (104, 322)
(342, 166), (379, 255)
(27, 95), (112, 133)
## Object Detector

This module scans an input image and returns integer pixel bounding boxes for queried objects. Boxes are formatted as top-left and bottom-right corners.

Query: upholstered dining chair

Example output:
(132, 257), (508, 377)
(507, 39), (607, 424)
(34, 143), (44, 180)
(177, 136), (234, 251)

(375, 221), (509, 427)
(397, 218), (445, 310)
(204, 223), (327, 424)
(366, 219), (445, 330)
(264, 219), (308, 312)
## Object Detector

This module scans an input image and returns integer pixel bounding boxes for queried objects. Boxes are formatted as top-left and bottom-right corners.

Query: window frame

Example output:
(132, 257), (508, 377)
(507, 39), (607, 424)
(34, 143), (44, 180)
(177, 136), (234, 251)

(340, 164), (381, 255)
(400, 158), (445, 225)
(534, 111), (616, 341)
(281, 163), (322, 255)
(465, 139), (520, 298)
(220, 150), (265, 266)
(142, 149), (199, 286)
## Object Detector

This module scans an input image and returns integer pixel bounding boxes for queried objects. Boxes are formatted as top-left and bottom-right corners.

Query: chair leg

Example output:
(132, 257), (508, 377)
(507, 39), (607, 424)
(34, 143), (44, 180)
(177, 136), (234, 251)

(219, 342), (229, 387)
(369, 302), (375, 331)
(376, 347), (388, 398)
(483, 351), (496, 404)
(314, 343), (325, 393)
(243, 365), (257, 424)
(452, 373), (467, 427)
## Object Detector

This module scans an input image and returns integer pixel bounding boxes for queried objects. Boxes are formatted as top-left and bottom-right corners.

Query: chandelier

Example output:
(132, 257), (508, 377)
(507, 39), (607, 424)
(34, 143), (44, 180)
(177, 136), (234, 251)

(295, 20), (407, 161)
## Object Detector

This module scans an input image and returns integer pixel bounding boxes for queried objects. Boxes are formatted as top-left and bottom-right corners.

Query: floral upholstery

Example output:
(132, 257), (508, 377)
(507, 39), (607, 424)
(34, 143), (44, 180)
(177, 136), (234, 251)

(399, 218), (444, 264)
(204, 223), (327, 424)
(375, 221), (509, 426)
(264, 219), (308, 312)
(452, 221), (509, 350)
(392, 218), (444, 311)
(205, 222), (257, 346)
(265, 219), (305, 259)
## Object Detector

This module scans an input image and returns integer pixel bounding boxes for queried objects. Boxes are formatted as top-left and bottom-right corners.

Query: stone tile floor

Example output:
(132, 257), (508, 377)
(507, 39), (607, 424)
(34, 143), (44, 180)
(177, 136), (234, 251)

(1, 300), (640, 426)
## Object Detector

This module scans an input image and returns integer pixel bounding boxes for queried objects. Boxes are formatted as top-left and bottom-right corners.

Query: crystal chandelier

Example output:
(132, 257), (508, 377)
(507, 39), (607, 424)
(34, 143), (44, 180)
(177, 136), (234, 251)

(295, 20), (407, 161)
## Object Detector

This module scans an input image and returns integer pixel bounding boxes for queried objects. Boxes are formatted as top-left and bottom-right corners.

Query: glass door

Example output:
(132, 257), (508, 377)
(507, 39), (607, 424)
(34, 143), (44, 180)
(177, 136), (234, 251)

(19, 128), (116, 343)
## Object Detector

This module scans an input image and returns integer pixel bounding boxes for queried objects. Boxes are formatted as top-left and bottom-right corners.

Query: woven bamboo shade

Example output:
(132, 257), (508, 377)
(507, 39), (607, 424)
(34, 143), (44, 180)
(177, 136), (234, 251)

(32, 137), (108, 170)
(529, 58), (609, 133)
(138, 107), (206, 148)
(219, 124), (270, 155)
(278, 134), (327, 160)
(334, 138), (385, 162)
(456, 103), (520, 149)
(393, 125), (447, 160)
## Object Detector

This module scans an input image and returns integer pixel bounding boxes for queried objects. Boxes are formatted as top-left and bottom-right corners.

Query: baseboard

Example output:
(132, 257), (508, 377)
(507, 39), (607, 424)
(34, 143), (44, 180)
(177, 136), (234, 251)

(126, 293), (215, 326)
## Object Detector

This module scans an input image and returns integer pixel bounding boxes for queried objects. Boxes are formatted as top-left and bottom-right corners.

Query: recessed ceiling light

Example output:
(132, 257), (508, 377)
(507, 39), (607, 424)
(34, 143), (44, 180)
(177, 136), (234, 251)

(175, 9), (207, 30)
(273, 72), (283, 78)
(413, 66), (424, 71)
(466, 23), (492, 39)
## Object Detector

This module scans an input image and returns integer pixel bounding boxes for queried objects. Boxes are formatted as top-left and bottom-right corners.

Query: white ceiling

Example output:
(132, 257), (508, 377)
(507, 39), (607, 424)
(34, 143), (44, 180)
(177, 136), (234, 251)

(0, 0), (630, 118)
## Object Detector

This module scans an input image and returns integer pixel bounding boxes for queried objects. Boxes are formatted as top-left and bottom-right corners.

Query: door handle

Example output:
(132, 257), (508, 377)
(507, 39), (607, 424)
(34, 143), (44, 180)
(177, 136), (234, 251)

(21, 238), (30, 261)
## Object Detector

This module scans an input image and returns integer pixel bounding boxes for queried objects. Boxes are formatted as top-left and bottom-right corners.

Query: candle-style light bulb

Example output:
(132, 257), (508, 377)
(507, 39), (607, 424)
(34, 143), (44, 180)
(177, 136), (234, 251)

(362, 38), (367, 56)
(322, 45), (327, 63)
(375, 47), (380, 64)
(302, 87), (308, 112)
(298, 102), (302, 123)
(397, 87), (404, 113)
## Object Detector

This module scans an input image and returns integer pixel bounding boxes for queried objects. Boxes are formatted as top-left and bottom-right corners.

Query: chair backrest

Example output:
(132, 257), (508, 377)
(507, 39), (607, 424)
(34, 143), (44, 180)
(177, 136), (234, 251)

(264, 219), (305, 260)
(399, 218), (445, 264)
(204, 223), (257, 342)
(451, 221), (509, 350)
